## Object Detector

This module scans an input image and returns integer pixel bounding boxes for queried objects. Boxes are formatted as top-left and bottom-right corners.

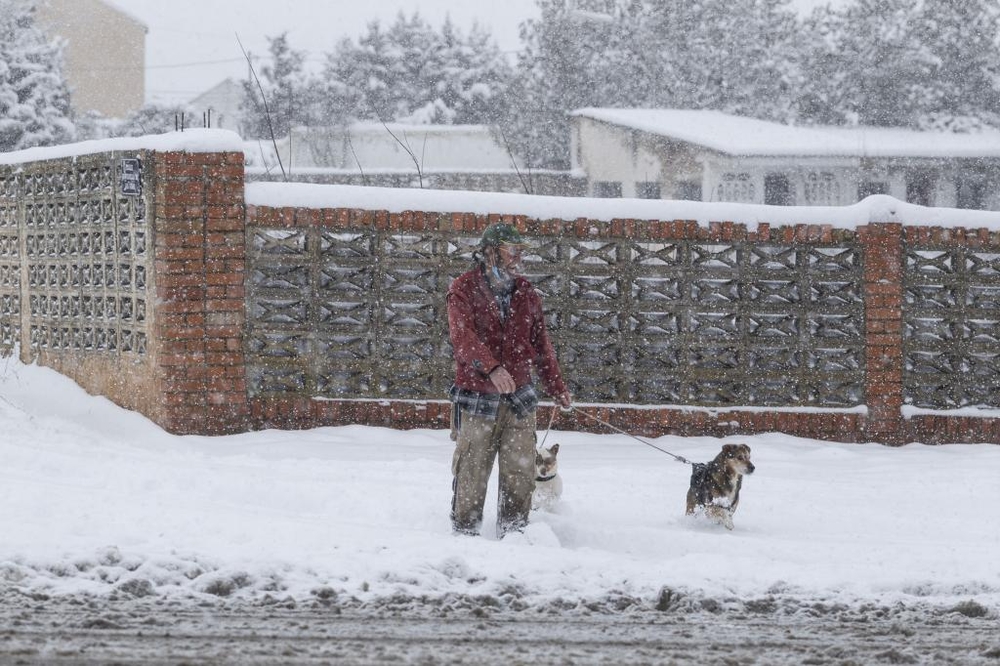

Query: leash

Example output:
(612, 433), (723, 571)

(537, 404), (558, 448)
(565, 405), (692, 465)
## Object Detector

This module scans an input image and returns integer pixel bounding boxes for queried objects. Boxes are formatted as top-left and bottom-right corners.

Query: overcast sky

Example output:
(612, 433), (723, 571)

(118, 0), (838, 106)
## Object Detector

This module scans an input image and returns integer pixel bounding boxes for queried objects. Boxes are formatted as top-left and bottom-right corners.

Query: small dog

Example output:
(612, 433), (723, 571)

(685, 443), (755, 530)
(532, 443), (562, 511)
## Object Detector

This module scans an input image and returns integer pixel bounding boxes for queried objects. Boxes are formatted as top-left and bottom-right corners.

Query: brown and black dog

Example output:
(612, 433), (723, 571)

(685, 443), (755, 530)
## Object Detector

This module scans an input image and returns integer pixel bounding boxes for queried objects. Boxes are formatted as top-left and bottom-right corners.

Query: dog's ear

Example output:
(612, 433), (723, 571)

(550, 443), (559, 455)
(721, 444), (737, 456)
(535, 451), (544, 465)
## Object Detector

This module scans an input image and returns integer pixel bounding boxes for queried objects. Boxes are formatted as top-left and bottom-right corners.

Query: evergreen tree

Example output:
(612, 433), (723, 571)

(506, 0), (802, 169)
(241, 32), (313, 139)
(0, 0), (75, 152)
(796, 0), (924, 127)
(504, 0), (619, 169)
(637, 0), (801, 120)
(911, 0), (1000, 131)
(385, 12), (438, 120)
(417, 19), (513, 125)
(320, 20), (398, 123)
(319, 13), (513, 127)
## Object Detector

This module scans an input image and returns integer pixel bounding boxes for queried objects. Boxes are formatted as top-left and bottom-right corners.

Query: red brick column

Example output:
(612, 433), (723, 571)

(859, 223), (905, 444)
(152, 151), (248, 434)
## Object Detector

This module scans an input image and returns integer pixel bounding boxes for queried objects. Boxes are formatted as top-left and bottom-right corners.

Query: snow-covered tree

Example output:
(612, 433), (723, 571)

(413, 19), (512, 125)
(506, 0), (803, 169)
(910, 0), (1000, 131)
(502, 0), (620, 169)
(114, 103), (197, 137)
(637, 0), (801, 120)
(241, 33), (314, 140)
(796, 0), (925, 127)
(319, 13), (512, 126)
(0, 0), (75, 152)
(320, 20), (399, 124)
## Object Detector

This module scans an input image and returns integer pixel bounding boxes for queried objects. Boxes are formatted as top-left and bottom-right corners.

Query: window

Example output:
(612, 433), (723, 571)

(906, 173), (935, 207)
(593, 181), (622, 198)
(803, 172), (841, 205)
(636, 182), (661, 199)
(858, 181), (888, 200)
(764, 173), (793, 206)
(675, 181), (702, 201)
(956, 180), (986, 210)
(715, 173), (755, 203)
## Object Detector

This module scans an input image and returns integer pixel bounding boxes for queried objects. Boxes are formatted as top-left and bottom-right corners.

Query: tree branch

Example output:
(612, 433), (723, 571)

(236, 33), (287, 181)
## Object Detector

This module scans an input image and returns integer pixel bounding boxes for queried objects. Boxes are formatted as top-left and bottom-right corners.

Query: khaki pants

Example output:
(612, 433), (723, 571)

(451, 403), (537, 537)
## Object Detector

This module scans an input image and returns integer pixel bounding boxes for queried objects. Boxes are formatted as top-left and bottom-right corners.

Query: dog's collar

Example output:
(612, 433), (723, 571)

(535, 474), (557, 482)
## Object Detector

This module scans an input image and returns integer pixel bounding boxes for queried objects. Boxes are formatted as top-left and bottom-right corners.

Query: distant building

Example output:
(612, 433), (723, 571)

(35, 0), (146, 118)
(245, 123), (584, 196)
(570, 108), (1000, 210)
(189, 78), (246, 133)
(286, 123), (519, 171)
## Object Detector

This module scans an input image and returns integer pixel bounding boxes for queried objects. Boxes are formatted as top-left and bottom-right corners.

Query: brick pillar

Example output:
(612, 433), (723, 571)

(859, 223), (905, 444)
(152, 151), (249, 435)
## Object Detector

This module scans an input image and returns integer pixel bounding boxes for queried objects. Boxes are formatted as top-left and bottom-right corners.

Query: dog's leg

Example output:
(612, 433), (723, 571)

(705, 505), (734, 530)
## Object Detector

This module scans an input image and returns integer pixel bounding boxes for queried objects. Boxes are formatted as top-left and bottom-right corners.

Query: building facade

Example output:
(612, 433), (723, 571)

(188, 78), (245, 133)
(36, 0), (146, 118)
(571, 108), (1000, 210)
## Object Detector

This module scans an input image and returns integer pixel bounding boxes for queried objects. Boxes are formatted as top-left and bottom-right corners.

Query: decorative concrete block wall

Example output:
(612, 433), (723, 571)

(3, 137), (1000, 444)
(0, 133), (248, 435)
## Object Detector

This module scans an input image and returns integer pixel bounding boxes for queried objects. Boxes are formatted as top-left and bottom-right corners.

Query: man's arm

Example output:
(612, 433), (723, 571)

(529, 294), (571, 407)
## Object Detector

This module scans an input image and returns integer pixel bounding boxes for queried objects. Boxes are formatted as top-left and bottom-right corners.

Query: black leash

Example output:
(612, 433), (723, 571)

(565, 405), (692, 465)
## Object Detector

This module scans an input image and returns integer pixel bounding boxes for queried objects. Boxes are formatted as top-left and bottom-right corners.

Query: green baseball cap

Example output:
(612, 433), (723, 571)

(480, 223), (527, 248)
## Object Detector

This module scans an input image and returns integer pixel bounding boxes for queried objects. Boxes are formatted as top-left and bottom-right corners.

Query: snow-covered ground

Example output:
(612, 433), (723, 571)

(1, 353), (998, 620)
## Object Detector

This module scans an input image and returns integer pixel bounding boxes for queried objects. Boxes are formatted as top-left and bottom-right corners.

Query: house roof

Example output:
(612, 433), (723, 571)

(100, 0), (148, 30)
(571, 108), (1000, 159)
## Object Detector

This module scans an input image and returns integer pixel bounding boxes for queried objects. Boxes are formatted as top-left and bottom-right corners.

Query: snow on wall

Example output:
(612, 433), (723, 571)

(246, 182), (1000, 232)
(0, 129), (245, 165)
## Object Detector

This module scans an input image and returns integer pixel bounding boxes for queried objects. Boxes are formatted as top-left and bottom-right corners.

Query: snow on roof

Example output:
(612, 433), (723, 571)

(0, 129), (245, 165)
(571, 108), (1000, 159)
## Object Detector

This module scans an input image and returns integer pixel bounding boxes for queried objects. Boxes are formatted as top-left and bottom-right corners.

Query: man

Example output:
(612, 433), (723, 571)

(447, 222), (572, 538)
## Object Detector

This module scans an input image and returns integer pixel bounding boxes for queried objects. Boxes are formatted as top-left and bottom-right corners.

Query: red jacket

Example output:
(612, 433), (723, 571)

(447, 266), (567, 399)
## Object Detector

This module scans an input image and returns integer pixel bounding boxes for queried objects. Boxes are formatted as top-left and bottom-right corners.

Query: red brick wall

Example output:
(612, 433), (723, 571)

(151, 151), (248, 434)
(859, 223), (905, 444)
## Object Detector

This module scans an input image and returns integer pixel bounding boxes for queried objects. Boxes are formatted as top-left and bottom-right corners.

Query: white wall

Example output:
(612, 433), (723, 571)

(288, 125), (519, 171)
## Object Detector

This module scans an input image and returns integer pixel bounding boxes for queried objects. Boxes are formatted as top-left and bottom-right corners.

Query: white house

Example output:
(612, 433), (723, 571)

(188, 78), (245, 133)
(570, 108), (1000, 210)
(282, 123), (520, 172)
(244, 123), (586, 196)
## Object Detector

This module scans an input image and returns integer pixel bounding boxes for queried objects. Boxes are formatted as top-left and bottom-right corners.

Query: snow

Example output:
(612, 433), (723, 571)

(248, 181), (1000, 231)
(0, 128), (244, 165)
(572, 108), (1000, 158)
(1, 355), (998, 614)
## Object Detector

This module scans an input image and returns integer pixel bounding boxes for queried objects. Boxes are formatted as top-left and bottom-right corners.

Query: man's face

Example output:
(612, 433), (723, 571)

(493, 243), (524, 277)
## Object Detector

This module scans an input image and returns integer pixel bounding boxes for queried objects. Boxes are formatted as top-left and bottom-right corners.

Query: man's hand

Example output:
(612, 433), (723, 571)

(488, 366), (516, 394)
(554, 391), (572, 409)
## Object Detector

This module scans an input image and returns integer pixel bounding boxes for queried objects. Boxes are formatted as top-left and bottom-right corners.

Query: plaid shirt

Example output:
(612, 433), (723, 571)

(449, 384), (539, 420)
